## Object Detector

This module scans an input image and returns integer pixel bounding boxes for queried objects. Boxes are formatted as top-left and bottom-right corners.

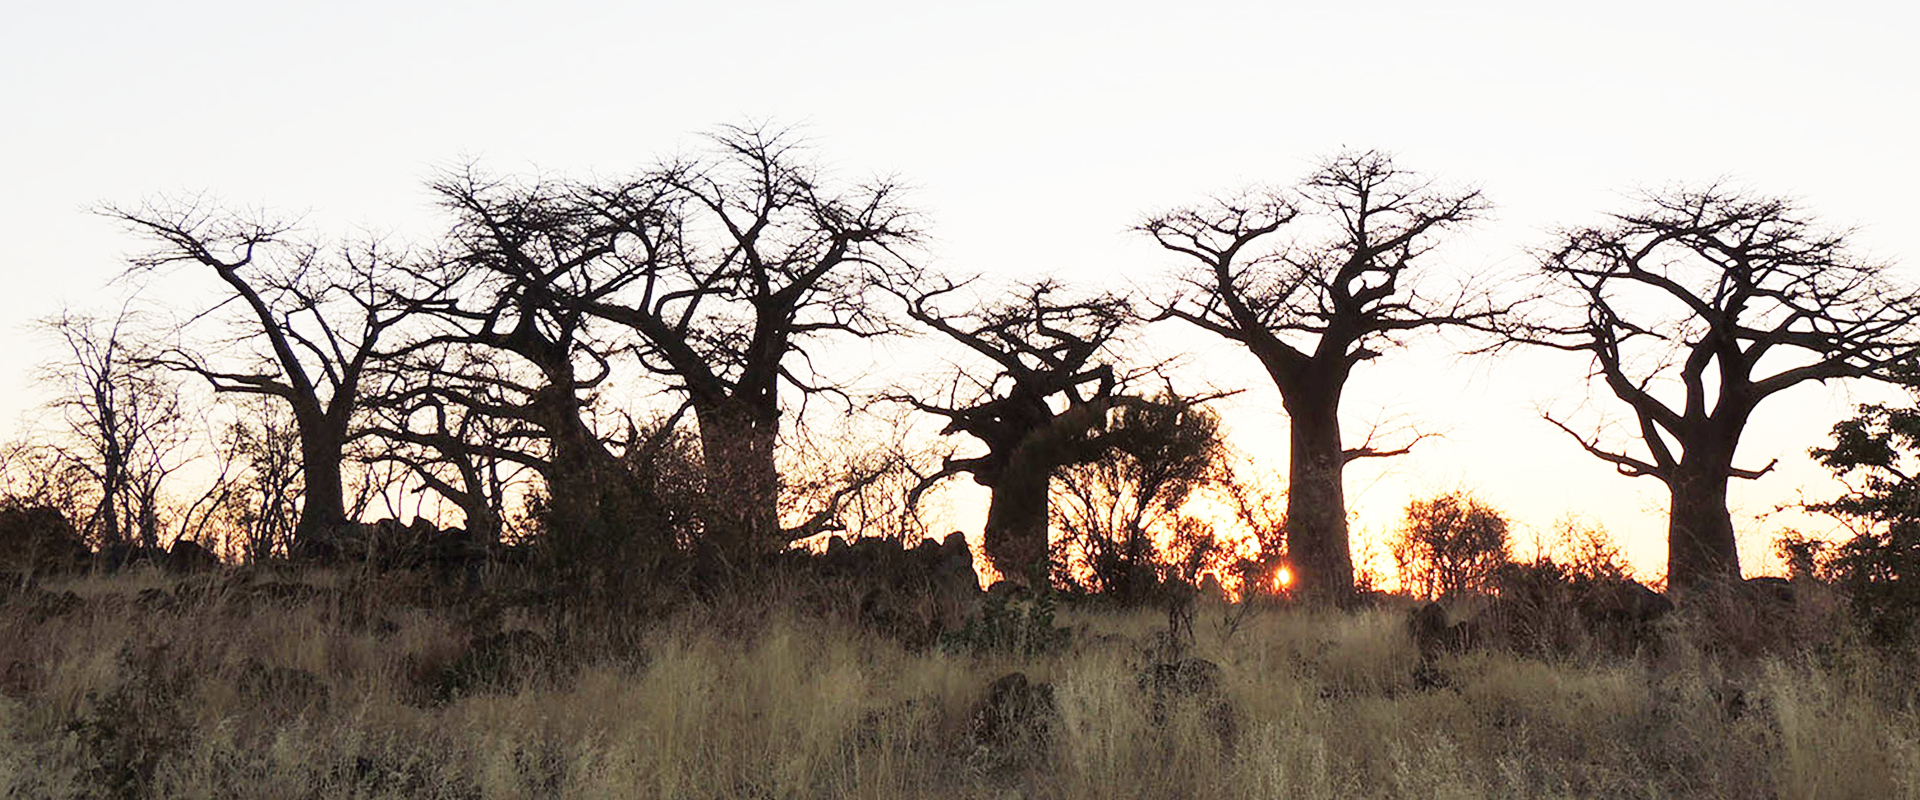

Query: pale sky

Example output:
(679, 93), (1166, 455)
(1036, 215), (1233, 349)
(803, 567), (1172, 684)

(4, 0), (1916, 579)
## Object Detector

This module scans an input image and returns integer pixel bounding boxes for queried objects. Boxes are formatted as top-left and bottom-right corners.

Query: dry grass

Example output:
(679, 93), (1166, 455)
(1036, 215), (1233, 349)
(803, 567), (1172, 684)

(3, 569), (1918, 799)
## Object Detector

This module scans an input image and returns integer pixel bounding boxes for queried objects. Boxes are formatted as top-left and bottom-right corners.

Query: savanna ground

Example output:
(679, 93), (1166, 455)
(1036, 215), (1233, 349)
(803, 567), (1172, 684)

(2, 565), (1917, 800)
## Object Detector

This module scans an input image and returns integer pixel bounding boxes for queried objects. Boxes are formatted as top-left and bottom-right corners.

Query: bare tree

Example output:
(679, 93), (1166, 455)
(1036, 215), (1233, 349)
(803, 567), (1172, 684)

(34, 308), (194, 550)
(554, 126), (918, 568)
(360, 363), (531, 545)
(402, 168), (692, 568)
(212, 398), (304, 561)
(1520, 187), (1920, 589)
(1141, 151), (1491, 600)
(888, 277), (1170, 581)
(104, 200), (414, 554)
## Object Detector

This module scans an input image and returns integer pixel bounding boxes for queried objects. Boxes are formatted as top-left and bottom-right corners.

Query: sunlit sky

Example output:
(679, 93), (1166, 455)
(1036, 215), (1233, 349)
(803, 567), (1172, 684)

(4, 0), (1916, 579)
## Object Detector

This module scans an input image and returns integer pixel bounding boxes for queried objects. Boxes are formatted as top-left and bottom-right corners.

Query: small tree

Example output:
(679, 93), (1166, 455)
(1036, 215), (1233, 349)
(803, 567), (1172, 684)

(1393, 491), (1511, 599)
(1807, 378), (1920, 645)
(218, 398), (305, 562)
(34, 309), (192, 551)
(1054, 396), (1226, 600)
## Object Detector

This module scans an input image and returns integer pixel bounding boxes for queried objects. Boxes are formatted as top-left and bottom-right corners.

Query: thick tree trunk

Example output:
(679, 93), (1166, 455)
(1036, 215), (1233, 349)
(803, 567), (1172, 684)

(1284, 383), (1353, 603)
(981, 465), (1051, 583)
(293, 423), (348, 549)
(538, 390), (663, 568)
(696, 400), (781, 565)
(458, 500), (502, 546)
(1665, 464), (1740, 591)
(978, 397), (1114, 584)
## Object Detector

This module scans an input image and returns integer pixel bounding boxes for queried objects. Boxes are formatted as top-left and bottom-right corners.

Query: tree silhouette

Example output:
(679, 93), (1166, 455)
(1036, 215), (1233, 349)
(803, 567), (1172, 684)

(35, 309), (191, 551)
(380, 169), (666, 562)
(1054, 396), (1227, 601)
(1523, 187), (1920, 589)
(562, 127), (918, 569)
(1392, 491), (1511, 599)
(105, 201), (415, 556)
(1807, 371), (1920, 643)
(1141, 151), (1491, 601)
(888, 279), (1139, 581)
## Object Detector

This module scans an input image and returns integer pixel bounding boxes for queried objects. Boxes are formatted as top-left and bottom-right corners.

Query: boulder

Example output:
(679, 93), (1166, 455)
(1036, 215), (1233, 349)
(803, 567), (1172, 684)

(5, 586), (84, 623)
(1136, 658), (1235, 751)
(0, 505), (90, 575)
(423, 526), (486, 587)
(968, 672), (1056, 752)
(164, 540), (222, 574)
(1584, 579), (1674, 625)
(1406, 601), (1454, 659)
(94, 542), (166, 573)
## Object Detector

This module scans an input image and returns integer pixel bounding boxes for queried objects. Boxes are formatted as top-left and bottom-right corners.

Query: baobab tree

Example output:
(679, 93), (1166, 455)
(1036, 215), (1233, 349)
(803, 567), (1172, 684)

(105, 201), (414, 555)
(887, 279), (1140, 581)
(560, 127), (918, 568)
(1141, 151), (1492, 600)
(389, 169), (670, 563)
(1523, 187), (1920, 590)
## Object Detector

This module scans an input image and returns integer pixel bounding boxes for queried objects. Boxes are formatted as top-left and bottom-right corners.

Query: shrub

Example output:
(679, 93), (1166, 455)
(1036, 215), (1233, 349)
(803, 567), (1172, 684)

(1807, 385), (1920, 647)
(941, 588), (1071, 658)
(1392, 491), (1512, 599)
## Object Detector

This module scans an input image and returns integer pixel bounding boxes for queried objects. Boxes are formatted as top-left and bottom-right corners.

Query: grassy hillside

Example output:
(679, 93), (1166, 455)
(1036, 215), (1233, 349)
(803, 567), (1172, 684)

(2, 568), (1917, 799)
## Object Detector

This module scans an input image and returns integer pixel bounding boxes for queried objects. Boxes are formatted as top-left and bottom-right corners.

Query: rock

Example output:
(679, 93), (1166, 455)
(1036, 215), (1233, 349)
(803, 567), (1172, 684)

(786, 531), (984, 647)
(1136, 658), (1236, 751)
(1407, 601), (1454, 659)
(7, 587), (84, 623)
(423, 527), (486, 587)
(164, 540), (222, 574)
(969, 672), (1056, 752)
(0, 505), (90, 575)
(1586, 579), (1673, 625)
(434, 629), (555, 702)
(95, 542), (167, 573)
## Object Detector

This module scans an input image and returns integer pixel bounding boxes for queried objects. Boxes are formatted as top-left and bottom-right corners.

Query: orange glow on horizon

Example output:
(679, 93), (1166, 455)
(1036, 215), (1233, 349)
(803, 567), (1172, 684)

(1274, 565), (1293, 591)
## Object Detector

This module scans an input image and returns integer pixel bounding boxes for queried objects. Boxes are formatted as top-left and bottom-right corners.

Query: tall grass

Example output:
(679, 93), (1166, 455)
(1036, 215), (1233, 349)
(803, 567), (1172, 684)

(2, 569), (1917, 798)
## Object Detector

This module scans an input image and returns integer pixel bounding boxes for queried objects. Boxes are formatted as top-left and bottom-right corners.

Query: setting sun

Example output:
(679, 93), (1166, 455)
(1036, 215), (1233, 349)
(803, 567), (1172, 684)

(1274, 566), (1294, 591)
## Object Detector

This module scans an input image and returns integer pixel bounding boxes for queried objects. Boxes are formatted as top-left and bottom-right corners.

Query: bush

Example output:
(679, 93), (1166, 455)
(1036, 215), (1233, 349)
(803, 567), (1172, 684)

(940, 588), (1071, 658)
(1807, 386), (1920, 647)
(1392, 491), (1511, 599)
